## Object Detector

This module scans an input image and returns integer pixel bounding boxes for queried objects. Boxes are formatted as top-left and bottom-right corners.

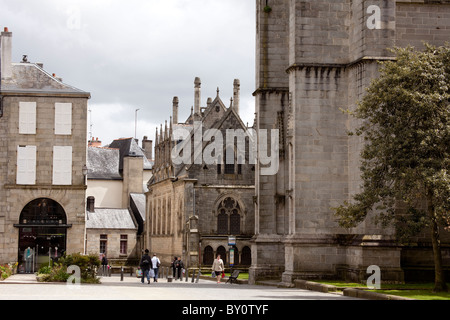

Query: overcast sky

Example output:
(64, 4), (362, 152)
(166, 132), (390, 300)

(0, 0), (256, 147)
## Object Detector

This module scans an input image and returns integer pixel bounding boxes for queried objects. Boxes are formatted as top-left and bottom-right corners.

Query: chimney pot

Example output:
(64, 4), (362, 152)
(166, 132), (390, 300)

(1, 27), (13, 80)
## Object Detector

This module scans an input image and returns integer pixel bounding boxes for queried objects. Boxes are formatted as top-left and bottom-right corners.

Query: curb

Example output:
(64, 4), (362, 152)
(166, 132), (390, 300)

(343, 288), (415, 300)
(293, 279), (416, 300)
(294, 280), (338, 293)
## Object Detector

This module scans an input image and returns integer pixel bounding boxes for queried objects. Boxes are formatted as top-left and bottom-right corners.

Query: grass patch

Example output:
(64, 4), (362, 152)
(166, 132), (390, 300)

(223, 272), (249, 280)
(315, 280), (450, 300)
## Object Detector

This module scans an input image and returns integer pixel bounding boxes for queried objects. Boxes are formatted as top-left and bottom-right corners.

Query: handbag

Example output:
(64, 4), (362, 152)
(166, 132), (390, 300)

(221, 271), (225, 278)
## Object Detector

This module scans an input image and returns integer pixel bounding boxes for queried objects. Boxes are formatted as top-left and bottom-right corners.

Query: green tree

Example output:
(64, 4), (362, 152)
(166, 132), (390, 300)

(334, 44), (450, 292)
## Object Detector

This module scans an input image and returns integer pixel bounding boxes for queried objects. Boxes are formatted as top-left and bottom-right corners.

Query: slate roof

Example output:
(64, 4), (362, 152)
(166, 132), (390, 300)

(108, 137), (153, 171)
(87, 147), (122, 180)
(86, 208), (137, 230)
(1, 62), (90, 96)
(130, 193), (146, 222)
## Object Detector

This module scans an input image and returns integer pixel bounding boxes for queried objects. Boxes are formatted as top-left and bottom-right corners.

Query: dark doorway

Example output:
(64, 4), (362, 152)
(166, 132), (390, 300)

(16, 198), (69, 273)
(203, 246), (214, 266)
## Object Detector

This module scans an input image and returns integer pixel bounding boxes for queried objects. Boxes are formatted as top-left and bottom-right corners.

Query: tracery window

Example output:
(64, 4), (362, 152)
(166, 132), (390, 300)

(217, 197), (241, 235)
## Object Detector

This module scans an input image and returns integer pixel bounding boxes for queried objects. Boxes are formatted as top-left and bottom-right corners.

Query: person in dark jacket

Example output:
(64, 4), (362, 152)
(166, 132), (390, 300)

(171, 256), (177, 277)
(101, 253), (108, 276)
(140, 249), (151, 284)
(175, 257), (184, 280)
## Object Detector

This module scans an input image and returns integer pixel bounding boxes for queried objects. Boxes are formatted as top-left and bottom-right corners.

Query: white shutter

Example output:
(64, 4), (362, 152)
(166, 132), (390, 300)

(17, 146), (37, 185)
(53, 146), (72, 185)
(19, 102), (36, 134)
(55, 103), (72, 135)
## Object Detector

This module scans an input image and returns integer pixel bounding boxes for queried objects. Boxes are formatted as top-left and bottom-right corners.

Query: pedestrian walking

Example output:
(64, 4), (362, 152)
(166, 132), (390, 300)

(212, 254), (224, 284)
(101, 253), (108, 276)
(151, 253), (161, 282)
(171, 256), (177, 277)
(139, 249), (152, 284)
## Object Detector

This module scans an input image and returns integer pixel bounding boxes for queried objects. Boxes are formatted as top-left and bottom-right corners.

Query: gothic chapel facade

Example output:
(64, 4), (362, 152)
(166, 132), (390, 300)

(145, 78), (255, 269)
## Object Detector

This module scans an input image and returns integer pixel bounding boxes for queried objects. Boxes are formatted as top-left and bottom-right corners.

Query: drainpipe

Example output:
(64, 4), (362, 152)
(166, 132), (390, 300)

(0, 95), (3, 118)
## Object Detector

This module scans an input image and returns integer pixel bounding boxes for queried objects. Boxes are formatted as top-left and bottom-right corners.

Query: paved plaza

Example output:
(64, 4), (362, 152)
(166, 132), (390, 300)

(0, 274), (359, 301)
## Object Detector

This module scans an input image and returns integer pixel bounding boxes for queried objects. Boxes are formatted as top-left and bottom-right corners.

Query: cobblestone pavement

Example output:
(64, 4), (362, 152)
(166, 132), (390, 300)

(0, 274), (359, 301)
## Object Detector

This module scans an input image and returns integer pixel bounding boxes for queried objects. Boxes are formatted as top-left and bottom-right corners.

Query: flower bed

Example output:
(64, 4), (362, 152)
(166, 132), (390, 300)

(0, 263), (18, 281)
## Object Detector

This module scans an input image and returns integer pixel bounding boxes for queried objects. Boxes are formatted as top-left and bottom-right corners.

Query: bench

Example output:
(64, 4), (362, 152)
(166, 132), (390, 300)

(226, 270), (241, 284)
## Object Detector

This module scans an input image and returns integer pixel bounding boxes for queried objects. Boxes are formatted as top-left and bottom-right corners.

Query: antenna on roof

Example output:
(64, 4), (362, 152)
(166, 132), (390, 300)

(88, 108), (93, 141)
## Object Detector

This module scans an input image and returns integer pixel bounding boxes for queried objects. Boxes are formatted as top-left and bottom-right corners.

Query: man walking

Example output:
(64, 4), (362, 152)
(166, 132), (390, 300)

(140, 249), (151, 284)
(151, 253), (161, 282)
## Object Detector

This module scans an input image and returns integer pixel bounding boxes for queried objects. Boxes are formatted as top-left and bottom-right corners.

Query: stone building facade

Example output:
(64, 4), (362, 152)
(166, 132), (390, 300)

(146, 78), (255, 269)
(85, 137), (153, 262)
(251, 0), (450, 284)
(0, 28), (90, 271)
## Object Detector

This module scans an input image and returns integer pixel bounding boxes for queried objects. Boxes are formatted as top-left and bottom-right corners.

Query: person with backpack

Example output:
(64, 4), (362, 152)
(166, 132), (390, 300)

(139, 249), (152, 284)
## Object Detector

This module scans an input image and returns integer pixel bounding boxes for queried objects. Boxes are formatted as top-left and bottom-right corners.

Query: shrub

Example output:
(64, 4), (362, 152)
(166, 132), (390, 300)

(37, 253), (101, 284)
(38, 265), (53, 275)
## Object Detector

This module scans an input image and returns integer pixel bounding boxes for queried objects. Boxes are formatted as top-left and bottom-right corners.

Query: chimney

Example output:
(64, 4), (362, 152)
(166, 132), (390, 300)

(194, 77), (201, 115)
(1, 27), (13, 80)
(172, 96), (179, 125)
(88, 137), (102, 148)
(142, 136), (153, 161)
(233, 79), (240, 115)
(86, 196), (95, 213)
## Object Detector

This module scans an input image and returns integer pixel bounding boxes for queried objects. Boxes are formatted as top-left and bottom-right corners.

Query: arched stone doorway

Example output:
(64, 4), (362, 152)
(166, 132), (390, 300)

(16, 198), (70, 273)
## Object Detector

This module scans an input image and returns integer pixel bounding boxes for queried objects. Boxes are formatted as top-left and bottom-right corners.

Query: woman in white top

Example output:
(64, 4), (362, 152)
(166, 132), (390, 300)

(211, 254), (224, 284)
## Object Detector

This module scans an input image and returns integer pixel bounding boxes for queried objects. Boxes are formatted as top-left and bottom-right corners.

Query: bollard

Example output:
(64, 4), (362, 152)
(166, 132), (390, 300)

(120, 266), (124, 281)
(130, 267), (133, 277)
(191, 269), (196, 283)
(186, 269), (189, 282)
(196, 269), (201, 283)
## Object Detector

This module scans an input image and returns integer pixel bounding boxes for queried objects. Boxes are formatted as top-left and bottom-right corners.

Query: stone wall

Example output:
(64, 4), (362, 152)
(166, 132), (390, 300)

(0, 95), (88, 264)
(252, 0), (450, 284)
(86, 229), (137, 259)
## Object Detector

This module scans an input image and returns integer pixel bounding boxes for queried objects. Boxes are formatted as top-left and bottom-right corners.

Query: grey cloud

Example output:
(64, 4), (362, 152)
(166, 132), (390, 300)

(0, 0), (255, 145)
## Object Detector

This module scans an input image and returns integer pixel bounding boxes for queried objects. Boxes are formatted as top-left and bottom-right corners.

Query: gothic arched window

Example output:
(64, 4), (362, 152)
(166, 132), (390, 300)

(203, 246), (214, 265)
(217, 209), (228, 235)
(241, 246), (252, 266)
(217, 197), (241, 235)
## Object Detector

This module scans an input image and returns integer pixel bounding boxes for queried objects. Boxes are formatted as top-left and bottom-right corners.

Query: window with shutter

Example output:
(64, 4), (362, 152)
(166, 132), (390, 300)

(19, 102), (36, 135)
(17, 146), (37, 185)
(55, 103), (72, 135)
(52, 146), (72, 185)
